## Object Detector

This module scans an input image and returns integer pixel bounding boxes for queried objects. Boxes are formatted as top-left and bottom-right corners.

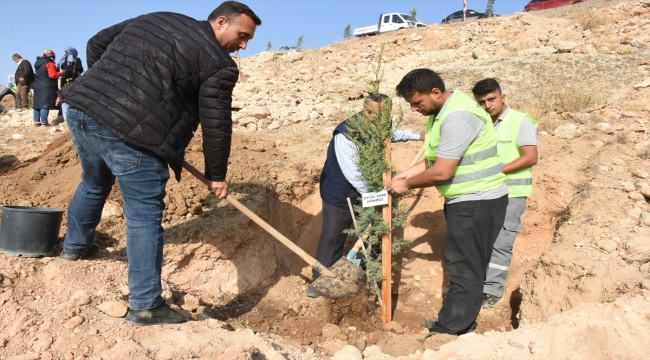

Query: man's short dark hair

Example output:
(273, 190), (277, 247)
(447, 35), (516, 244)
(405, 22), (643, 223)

(472, 78), (501, 96)
(365, 93), (389, 103)
(395, 68), (446, 98)
(208, 1), (262, 25)
(11, 54), (21, 60)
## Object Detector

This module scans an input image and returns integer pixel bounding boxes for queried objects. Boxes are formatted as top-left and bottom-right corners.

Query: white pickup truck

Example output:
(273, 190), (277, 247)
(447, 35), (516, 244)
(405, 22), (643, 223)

(353, 13), (426, 37)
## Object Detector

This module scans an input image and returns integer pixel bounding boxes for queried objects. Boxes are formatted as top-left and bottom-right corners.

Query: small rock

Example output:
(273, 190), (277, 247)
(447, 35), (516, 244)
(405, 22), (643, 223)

(627, 237), (650, 254)
(268, 121), (280, 130)
(180, 294), (200, 311)
(633, 169), (649, 179)
(643, 216), (650, 227)
(383, 321), (404, 334)
(554, 125), (578, 139)
(121, 285), (130, 296)
(305, 348), (315, 355)
(413, 275), (421, 281)
(69, 290), (92, 307)
(628, 208), (643, 219)
(597, 240), (618, 253)
(639, 186), (650, 199)
(642, 279), (650, 290)
(555, 41), (577, 53)
(96, 301), (128, 318)
(595, 122), (611, 131)
(189, 205), (202, 215)
(629, 192), (645, 201)
(354, 337), (367, 351)
(540, 131), (549, 136)
(7, 353), (40, 360)
(322, 323), (342, 339)
(331, 345), (363, 360)
(256, 51), (275, 63)
(621, 182), (636, 192)
(11, 134), (24, 139)
(217, 345), (251, 360)
(633, 78), (650, 89)
(63, 316), (84, 329)
(472, 48), (490, 60)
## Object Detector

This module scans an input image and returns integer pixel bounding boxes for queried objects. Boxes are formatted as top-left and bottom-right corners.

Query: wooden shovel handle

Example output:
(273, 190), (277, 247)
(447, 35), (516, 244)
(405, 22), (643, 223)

(182, 161), (336, 278)
(407, 145), (425, 169)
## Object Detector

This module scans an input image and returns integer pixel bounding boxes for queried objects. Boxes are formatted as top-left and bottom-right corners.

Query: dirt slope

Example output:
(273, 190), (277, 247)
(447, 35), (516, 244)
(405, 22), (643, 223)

(0, 0), (649, 359)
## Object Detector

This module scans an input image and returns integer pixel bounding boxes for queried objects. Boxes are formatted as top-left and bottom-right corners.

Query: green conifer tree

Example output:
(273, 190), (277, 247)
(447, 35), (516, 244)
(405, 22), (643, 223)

(343, 24), (352, 40)
(409, 7), (418, 28)
(266, 41), (272, 51)
(343, 45), (410, 297)
(485, 0), (496, 17)
(296, 33), (304, 51)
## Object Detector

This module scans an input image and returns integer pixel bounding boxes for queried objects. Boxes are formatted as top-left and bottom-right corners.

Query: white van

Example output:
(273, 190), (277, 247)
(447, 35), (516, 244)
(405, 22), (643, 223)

(353, 13), (426, 37)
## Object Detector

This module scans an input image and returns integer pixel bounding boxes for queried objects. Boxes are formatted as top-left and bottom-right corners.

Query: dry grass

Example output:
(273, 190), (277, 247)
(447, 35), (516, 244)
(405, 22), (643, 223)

(510, 61), (609, 132)
(615, 132), (629, 144)
(578, 9), (625, 31)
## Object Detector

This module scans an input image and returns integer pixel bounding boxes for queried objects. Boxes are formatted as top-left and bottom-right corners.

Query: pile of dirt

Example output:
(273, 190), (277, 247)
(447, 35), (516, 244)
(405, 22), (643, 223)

(0, 0), (649, 359)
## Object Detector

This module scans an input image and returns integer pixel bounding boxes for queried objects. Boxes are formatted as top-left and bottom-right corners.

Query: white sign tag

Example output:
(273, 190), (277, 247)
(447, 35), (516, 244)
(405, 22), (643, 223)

(361, 190), (389, 207)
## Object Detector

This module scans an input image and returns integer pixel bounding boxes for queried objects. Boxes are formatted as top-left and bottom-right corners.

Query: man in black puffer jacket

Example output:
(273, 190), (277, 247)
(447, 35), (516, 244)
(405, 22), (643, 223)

(59, 1), (261, 326)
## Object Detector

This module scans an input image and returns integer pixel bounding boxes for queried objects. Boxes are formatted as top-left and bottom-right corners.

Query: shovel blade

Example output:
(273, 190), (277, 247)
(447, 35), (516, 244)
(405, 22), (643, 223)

(310, 257), (367, 300)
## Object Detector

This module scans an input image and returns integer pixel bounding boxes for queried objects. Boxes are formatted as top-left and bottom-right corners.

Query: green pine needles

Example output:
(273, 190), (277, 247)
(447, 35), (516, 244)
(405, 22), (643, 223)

(343, 45), (410, 297)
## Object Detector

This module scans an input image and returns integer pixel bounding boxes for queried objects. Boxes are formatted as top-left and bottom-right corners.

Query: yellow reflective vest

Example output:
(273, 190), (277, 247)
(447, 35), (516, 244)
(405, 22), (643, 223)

(424, 91), (505, 198)
(496, 109), (538, 197)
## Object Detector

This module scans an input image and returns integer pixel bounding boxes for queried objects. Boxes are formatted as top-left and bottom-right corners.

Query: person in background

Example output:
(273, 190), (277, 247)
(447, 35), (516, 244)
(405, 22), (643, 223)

(32, 50), (64, 126)
(57, 46), (84, 120)
(12, 54), (34, 111)
(0, 81), (17, 109)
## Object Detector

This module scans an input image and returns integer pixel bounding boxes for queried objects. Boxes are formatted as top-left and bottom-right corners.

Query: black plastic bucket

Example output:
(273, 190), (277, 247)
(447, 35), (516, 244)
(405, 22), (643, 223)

(0, 206), (64, 257)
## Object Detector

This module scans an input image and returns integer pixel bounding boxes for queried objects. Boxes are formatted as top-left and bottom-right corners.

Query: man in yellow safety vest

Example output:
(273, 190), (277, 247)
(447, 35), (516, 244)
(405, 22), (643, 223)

(472, 78), (538, 311)
(387, 69), (508, 339)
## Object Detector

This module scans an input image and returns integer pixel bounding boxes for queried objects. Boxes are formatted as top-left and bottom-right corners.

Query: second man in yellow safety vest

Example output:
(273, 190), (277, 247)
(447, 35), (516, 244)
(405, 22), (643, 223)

(472, 78), (538, 311)
(387, 69), (508, 339)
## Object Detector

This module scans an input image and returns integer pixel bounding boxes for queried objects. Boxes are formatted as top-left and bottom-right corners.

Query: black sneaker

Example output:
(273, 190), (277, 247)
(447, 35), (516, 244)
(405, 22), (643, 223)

(422, 317), (477, 337)
(481, 293), (503, 311)
(124, 303), (187, 326)
(59, 243), (100, 261)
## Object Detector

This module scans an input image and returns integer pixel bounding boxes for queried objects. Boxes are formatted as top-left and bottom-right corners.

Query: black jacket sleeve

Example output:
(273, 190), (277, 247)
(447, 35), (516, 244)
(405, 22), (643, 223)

(199, 66), (240, 181)
(86, 18), (133, 69)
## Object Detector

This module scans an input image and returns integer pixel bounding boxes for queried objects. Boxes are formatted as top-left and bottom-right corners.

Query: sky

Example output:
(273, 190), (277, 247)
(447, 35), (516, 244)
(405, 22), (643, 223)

(0, 0), (531, 84)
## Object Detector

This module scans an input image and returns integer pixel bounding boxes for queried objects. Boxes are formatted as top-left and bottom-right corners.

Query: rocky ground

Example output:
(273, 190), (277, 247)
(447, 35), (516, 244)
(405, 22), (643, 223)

(0, 0), (649, 359)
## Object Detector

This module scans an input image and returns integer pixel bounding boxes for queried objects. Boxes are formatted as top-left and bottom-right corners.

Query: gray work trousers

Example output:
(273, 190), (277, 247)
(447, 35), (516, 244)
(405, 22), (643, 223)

(483, 197), (527, 297)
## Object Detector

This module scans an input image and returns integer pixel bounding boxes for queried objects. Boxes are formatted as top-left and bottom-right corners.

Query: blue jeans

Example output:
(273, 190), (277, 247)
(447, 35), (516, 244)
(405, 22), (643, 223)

(34, 109), (49, 124)
(61, 103), (70, 122)
(64, 107), (170, 310)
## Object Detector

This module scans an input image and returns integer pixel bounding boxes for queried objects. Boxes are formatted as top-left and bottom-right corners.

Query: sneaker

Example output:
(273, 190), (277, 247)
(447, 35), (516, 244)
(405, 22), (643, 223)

(481, 293), (503, 311)
(59, 243), (100, 261)
(306, 286), (320, 298)
(124, 303), (187, 326)
(423, 316), (438, 330)
(33, 122), (41, 127)
(41, 123), (50, 127)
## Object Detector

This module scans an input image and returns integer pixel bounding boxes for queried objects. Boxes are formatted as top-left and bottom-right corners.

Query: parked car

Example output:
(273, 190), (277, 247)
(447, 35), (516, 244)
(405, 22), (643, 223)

(440, 9), (498, 24)
(524, 0), (588, 11)
(353, 13), (426, 37)
(278, 46), (300, 53)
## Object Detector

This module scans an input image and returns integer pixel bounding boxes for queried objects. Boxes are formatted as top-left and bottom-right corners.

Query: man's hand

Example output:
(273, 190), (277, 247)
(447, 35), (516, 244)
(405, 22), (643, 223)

(208, 180), (228, 199)
(419, 132), (425, 141)
(19, 77), (24, 84)
(387, 178), (410, 195)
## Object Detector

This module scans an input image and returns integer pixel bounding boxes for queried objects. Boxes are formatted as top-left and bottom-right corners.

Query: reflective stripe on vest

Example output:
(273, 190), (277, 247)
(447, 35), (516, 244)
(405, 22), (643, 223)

(496, 109), (538, 197)
(424, 90), (506, 198)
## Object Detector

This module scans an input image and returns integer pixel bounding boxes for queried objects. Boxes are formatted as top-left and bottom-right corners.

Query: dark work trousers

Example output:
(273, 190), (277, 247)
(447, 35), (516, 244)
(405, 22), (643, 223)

(312, 200), (354, 280)
(429, 195), (508, 335)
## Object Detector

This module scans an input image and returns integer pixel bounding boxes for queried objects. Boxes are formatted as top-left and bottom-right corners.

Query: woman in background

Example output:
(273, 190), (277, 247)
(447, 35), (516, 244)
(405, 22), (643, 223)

(32, 50), (64, 126)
